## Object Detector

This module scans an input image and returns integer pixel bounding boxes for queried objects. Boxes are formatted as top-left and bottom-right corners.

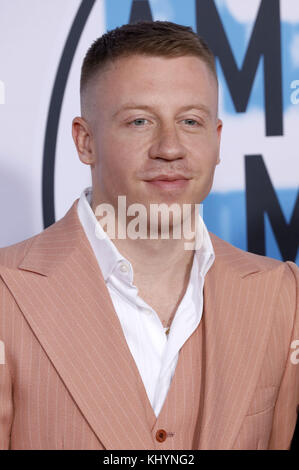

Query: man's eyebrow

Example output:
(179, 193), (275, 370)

(112, 102), (212, 118)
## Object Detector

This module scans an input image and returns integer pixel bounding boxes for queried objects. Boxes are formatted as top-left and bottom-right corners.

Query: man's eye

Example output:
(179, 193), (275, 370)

(183, 119), (200, 126)
(130, 119), (148, 126)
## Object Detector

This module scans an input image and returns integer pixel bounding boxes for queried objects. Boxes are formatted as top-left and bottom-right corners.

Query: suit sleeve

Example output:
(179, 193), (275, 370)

(268, 261), (299, 450)
(0, 277), (13, 450)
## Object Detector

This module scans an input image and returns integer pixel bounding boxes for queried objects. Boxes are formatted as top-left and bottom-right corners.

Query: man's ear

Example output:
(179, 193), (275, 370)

(216, 118), (222, 165)
(72, 116), (95, 166)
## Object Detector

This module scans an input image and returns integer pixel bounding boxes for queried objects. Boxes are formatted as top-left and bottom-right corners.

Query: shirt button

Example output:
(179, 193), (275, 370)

(156, 429), (167, 443)
(143, 308), (152, 315)
(119, 263), (129, 273)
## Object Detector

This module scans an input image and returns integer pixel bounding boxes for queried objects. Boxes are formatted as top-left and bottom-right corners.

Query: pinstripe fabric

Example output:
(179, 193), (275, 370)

(0, 198), (298, 449)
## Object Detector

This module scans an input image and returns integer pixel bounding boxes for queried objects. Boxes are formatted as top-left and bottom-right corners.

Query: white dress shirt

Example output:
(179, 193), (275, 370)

(77, 187), (215, 417)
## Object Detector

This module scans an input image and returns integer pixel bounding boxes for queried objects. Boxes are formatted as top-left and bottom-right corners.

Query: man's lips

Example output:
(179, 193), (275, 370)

(145, 174), (191, 182)
(143, 175), (191, 190)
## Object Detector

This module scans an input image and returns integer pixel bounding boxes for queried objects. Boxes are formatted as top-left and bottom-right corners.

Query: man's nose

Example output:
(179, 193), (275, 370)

(148, 124), (187, 161)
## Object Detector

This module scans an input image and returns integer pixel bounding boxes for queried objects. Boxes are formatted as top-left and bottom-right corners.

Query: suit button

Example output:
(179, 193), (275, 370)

(156, 429), (167, 442)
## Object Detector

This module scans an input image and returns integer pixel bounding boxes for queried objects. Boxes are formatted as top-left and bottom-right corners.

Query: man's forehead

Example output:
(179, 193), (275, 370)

(97, 56), (218, 98)
(82, 54), (218, 119)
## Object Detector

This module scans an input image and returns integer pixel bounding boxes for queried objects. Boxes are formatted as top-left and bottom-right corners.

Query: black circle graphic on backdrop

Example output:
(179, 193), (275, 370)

(42, 0), (96, 228)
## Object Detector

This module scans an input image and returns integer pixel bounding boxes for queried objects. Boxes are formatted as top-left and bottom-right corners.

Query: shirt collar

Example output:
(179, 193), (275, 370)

(77, 187), (126, 281)
(77, 186), (215, 282)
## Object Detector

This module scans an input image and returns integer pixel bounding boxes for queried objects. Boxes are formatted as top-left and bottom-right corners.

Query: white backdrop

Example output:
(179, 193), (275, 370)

(0, 0), (105, 246)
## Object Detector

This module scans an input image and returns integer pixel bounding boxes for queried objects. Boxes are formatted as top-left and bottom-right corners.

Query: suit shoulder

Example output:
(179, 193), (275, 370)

(209, 231), (285, 272)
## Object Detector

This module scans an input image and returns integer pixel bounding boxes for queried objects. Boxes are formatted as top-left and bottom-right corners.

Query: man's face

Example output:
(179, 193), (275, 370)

(75, 54), (222, 214)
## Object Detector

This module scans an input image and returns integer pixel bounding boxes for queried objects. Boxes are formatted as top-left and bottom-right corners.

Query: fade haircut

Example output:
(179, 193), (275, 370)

(80, 20), (217, 113)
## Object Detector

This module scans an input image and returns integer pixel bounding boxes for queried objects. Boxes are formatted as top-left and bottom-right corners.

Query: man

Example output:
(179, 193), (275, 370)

(0, 21), (298, 450)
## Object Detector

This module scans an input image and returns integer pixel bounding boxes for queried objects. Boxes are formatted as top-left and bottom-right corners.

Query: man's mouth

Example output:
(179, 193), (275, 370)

(144, 174), (191, 190)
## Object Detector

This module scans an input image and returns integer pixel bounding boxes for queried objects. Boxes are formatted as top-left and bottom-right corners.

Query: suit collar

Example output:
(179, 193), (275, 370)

(209, 231), (262, 278)
(18, 197), (261, 280)
(18, 199), (82, 277)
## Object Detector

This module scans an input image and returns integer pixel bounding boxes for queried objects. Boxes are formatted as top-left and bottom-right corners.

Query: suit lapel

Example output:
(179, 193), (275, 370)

(198, 234), (285, 449)
(0, 200), (155, 450)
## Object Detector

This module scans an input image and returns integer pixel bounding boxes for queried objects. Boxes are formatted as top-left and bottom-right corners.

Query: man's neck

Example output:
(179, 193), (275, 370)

(112, 235), (195, 328)
(113, 234), (194, 279)
(91, 194), (197, 288)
